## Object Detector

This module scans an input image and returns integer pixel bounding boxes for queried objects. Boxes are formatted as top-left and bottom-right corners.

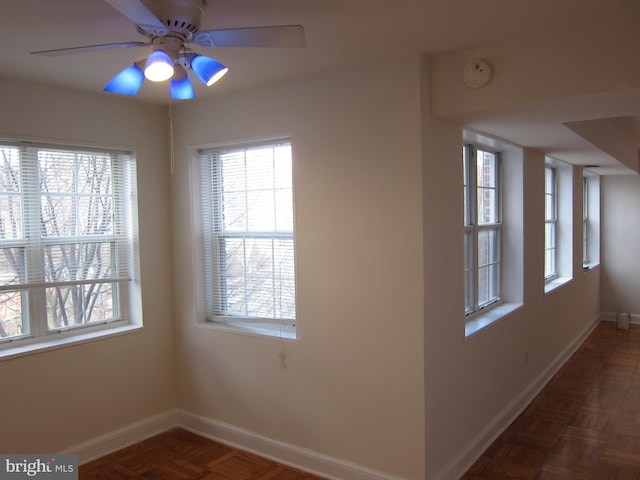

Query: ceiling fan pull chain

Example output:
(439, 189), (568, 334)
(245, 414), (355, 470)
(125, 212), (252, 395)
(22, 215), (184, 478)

(169, 100), (175, 174)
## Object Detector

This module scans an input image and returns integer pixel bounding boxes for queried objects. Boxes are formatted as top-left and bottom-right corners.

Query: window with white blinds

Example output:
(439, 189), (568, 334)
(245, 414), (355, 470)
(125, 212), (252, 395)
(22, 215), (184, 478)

(0, 141), (138, 345)
(199, 140), (296, 331)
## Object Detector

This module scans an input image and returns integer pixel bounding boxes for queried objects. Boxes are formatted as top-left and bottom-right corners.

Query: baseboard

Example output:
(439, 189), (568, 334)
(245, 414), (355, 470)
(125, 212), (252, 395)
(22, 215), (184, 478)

(66, 407), (403, 480)
(65, 410), (181, 464)
(430, 314), (600, 480)
(177, 410), (405, 480)
(599, 311), (640, 324)
(63, 315), (611, 479)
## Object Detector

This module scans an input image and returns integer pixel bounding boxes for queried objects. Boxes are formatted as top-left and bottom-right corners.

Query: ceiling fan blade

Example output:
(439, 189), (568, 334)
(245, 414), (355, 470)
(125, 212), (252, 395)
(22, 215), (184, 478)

(104, 0), (169, 36)
(192, 25), (306, 48)
(31, 41), (150, 56)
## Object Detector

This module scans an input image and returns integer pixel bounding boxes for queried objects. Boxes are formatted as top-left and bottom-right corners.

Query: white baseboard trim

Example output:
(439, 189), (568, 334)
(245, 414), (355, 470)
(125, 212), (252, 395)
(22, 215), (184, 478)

(66, 410), (181, 464)
(599, 312), (640, 324)
(63, 316), (614, 480)
(430, 315), (600, 480)
(66, 407), (404, 480)
(177, 410), (406, 480)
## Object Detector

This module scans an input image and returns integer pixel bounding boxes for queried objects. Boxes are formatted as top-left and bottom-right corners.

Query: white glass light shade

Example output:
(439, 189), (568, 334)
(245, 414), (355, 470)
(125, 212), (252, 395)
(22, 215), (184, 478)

(103, 64), (145, 96)
(191, 55), (228, 86)
(144, 50), (174, 82)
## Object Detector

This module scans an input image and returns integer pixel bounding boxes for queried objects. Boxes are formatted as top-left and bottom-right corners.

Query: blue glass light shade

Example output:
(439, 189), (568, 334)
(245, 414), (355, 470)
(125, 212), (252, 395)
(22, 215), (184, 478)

(191, 55), (228, 86)
(170, 75), (195, 100)
(103, 64), (145, 96)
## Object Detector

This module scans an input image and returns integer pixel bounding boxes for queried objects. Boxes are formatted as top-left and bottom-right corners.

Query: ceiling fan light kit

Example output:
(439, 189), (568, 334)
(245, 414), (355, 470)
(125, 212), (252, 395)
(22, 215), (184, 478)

(144, 50), (175, 81)
(190, 54), (228, 86)
(170, 75), (195, 100)
(30, 0), (306, 101)
(103, 63), (145, 95)
(104, 50), (227, 100)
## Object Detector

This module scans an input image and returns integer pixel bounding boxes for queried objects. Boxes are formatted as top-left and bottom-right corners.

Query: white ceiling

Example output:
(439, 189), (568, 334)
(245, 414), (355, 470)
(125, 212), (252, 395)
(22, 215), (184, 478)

(1, 0), (639, 173)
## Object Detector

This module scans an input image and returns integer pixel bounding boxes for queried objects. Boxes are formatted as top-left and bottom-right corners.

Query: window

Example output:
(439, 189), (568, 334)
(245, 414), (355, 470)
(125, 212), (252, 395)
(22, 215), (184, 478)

(463, 131), (523, 337)
(583, 172), (600, 268)
(199, 140), (296, 336)
(0, 141), (139, 351)
(544, 167), (557, 279)
(582, 175), (588, 266)
(464, 144), (501, 315)
(544, 158), (573, 293)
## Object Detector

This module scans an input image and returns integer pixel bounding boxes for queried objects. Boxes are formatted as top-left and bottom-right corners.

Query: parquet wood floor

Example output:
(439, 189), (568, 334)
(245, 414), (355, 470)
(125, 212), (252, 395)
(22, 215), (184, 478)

(79, 428), (327, 480)
(463, 321), (640, 480)
(80, 322), (640, 480)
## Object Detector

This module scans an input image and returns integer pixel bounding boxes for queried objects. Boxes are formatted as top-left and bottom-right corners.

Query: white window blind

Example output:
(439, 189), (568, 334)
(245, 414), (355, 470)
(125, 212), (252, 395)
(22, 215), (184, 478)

(0, 141), (137, 342)
(199, 140), (296, 326)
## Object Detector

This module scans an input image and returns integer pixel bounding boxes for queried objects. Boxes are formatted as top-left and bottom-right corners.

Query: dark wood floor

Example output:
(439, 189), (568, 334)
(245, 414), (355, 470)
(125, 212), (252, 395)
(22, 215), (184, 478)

(80, 321), (640, 480)
(79, 428), (327, 479)
(463, 321), (640, 480)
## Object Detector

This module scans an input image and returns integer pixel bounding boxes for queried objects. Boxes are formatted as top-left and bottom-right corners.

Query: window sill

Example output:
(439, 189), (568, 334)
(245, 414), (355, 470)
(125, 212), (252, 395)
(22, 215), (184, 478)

(465, 302), (523, 338)
(544, 276), (572, 294)
(582, 263), (600, 272)
(0, 323), (142, 361)
(198, 320), (296, 340)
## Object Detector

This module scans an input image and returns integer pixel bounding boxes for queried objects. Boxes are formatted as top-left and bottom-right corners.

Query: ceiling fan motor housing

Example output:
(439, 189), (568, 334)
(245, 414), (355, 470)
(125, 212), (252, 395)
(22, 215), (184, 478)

(151, 34), (184, 54)
(143, 0), (206, 37)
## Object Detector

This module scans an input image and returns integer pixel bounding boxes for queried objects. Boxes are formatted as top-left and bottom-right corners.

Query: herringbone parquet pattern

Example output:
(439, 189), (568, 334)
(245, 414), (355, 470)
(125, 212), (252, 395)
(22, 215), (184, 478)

(463, 321), (640, 479)
(79, 428), (327, 479)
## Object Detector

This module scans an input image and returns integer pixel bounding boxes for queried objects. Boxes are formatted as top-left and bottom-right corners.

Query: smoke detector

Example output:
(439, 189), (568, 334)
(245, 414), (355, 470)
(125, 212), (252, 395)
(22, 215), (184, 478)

(463, 59), (492, 89)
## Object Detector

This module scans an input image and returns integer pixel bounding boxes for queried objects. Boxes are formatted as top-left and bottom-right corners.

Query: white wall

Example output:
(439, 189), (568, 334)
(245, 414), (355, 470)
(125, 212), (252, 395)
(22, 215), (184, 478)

(428, 16), (640, 177)
(429, 17), (640, 120)
(0, 22), (632, 480)
(0, 78), (177, 454)
(601, 175), (640, 318)
(417, 18), (640, 476)
(170, 57), (426, 479)
(421, 55), (601, 478)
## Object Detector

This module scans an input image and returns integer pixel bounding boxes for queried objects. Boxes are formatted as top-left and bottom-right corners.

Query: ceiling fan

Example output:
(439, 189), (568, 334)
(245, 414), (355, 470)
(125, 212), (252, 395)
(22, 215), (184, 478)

(30, 0), (306, 100)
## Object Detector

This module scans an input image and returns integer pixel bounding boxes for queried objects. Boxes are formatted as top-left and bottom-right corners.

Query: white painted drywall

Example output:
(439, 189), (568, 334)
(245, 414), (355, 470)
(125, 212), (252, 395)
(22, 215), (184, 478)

(421, 54), (601, 478)
(0, 78), (177, 454)
(601, 175), (640, 317)
(169, 57), (426, 479)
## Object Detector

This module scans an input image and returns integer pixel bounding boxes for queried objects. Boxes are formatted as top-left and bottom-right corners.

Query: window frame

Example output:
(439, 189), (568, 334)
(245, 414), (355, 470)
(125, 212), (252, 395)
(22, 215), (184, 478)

(197, 138), (297, 338)
(0, 140), (141, 356)
(464, 143), (502, 316)
(544, 157), (574, 294)
(582, 172), (600, 269)
(583, 176), (588, 265)
(544, 166), (558, 281)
